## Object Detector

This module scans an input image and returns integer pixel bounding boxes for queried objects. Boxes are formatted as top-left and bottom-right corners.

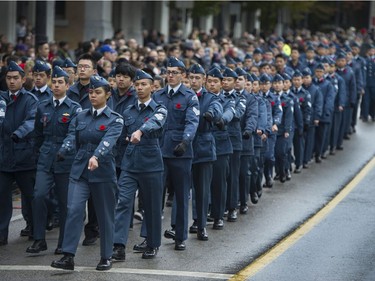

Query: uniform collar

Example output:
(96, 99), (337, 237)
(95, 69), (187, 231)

(53, 95), (67, 105)
(35, 84), (48, 93)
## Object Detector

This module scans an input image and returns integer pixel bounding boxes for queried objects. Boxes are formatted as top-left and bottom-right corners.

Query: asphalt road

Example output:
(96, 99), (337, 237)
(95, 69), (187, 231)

(1, 119), (375, 281)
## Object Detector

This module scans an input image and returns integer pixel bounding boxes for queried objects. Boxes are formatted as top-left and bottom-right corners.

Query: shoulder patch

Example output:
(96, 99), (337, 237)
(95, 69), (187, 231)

(192, 107), (200, 116)
(76, 107), (82, 113)
(116, 118), (124, 125)
(192, 95), (198, 101)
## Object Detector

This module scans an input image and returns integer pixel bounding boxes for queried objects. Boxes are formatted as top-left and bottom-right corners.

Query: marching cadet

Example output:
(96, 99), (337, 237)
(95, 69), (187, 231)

(51, 75), (123, 271)
(282, 73), (303, 180)
(112, 70), (167, 260)
(272, 74), (293, 183)
(31, 60), (53, 102)
(304, 45), (317, 74)
(26, 66), (81, 255)
(223, 67), (246, 222)
(335, 52), (356, 150)
(248, 73), (267, 206)
(326, 58), (346, 155)
(291, 70), (312, 173)
(67, 53), (102, 246)
(313, 63), (335, 162)
(153, 57), (199, 251)
(236, 70), (258, 209)
(107, 68), (116, 90)
(361, 45), (375, 122)
(302, 68), (323, 167)
(261, 73), (282, 188)
(207, 67), (235, 230)
(188, 64), (222, 240)
(0, 61), (38, 245)
(61, 58), (77, 87)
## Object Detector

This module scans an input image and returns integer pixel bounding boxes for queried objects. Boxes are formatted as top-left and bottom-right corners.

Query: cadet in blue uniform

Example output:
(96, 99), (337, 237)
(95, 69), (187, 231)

(335, 52), (356, 149)
(361, 45), (375, 121)
(302, 68), (323, 167)
(291, 70), (312, 173)
(61, 58), (77, 87)
(237, 70), (258, 208)
(112, 70), (167, 260)
(262, 74), (283, 187)
(313, 63), (335, 162)
(152, 57), (199, 251)
(67, 53), (102, 246)
(26, 66), (81, 254)
(206, 67), (235, 230)
(0, 62), (38, 245)
(51, 76), (123, 271)
(224, 67), (246, 222)
(273, 74), (293, 182)
(189, 64), (222, 240)
(31, 60), (53, 102)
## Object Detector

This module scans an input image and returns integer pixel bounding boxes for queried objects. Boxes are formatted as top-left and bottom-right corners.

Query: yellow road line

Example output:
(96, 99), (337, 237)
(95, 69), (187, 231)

(229, 156), (375, 281)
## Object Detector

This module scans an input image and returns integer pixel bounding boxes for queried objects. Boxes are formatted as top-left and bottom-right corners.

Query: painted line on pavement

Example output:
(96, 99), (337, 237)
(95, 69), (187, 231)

(0, 265), (233, 280)
(229, 156), (375, 281)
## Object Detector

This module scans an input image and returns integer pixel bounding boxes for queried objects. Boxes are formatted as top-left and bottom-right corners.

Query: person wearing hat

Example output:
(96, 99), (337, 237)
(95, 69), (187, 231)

(243, 54), (253, 71)
(260, 73), (282, 188)
(51, 75), (123, 271)
(100, 44), (117, 64)
(302, 67), (323, 167)
(31, 60), (53, 102)
(272, 74), (293, 183)
(0, 61), (38, 245)
(315, 43), (328, 64)
(287, 47), (306, 73)
(221, 67), (245, 222)
(253, 48), (264, 67)
(335, 52), (357, 149)
(61, 58), (77, 86)
(235, 69), (259, 208)
(313, 63), (335, 163)
(361, 45), (375, 122)
(26, 66), (82, 255)
(152, 57), (199, 251)
(291, 70), (312, 173)
(304, 45), (317, 74)
(187, 64), (222, 240)
(112, 70), (167, 260)
(107, 68), (116, 90)
(275, 53), (294, 77)
(206, 67), (235, 230)
(283, 72), (303, 180)
(36, 41), (50, 63)
(247, 73), (267, 206)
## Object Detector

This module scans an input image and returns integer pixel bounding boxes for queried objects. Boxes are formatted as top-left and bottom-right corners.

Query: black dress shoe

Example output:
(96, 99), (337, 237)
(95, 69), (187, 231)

(54, 247), (63, 255)
(250, 192), (259, 204)
(280, 175), (286, 183)
(189, 220), (198, 233)
(197, 228), (208, 241)
(46, 217), (54, 231)
(303, 164), (309, 169)
(174, 240), (186, 251)
(206, 216), (214, 223)
(164, 228), (175, 240)
(240, 205), (248, 214)
(133, 239), (148, 253)
(294, 166), (302, 173)
(264, 178), (273, 188)
(257, 189), (263, 198)
(51, 254), (74, 270)
(343, 135), (350, 140)
(26, 239), (47, 253)
(286, 170), (292, 181)
(20, 225), (31, 237)
(213, 219), (224, 230)
(274, 174), (280, 180)
(227, 209), (237, 222)
(82, 236), (97, 246)
(0, 237), (8, 246)
(142, 247), (158, 259)
(96, 258), (112, 271)
(336, 146), (344, 151)
(112, 244), (125, 261)
(315, 156), (322, 163)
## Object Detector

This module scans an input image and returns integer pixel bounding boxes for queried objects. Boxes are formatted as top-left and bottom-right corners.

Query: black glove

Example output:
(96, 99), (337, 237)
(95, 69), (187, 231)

(173, 141), (188, 157)
(10, 134), (19, 143)
(56, 153), (65, 162)
(242, 130), (251, 139)
(303, 124), (309, 132)
(215, 118), (225, 130)
(350, 102), (356, 109)
(203, 112), (213, 122)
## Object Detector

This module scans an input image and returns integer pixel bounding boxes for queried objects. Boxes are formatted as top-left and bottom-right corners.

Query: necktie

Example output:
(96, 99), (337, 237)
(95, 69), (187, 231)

(224, 92), (230, 96)
(93, 110), (98, 118)
(11, 94), (16, 101)
(168, 89), (174, 98)
(139, 103), (146, 111)
(54, 100), (60, 108)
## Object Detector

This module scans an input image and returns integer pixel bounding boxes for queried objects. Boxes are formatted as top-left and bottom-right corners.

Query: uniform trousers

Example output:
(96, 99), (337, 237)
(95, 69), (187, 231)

(226, 151), (241, 211)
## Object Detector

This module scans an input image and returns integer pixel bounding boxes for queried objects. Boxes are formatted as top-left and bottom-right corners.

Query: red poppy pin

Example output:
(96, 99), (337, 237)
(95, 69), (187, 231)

(299, 97), (304, 102)
(197, 92), (202, 97)
(176, 103), (181, 109)
(271, 101), (275, 107)
(61, 116), (68, 123)
(281, 102), (286, 107)
(99, 125), (106, 131)
(144, 117), (149, 122)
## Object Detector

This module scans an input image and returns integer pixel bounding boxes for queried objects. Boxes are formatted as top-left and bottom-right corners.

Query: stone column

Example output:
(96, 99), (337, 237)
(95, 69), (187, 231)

(46, 1), (55, 42)
(119, 1), (143, 45)
(83, 1), (114, 41)
(0, 1), (17, 44)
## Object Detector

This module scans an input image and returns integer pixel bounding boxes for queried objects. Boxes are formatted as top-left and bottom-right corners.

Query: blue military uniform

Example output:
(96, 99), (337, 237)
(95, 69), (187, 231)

(58, 76), (123, 263)
(0, 61), (38, 244)
(361, 51), (375, 121)
(152, 57), (199, 246)
(31, 60), (53, 102)
(114, 70), (167, 254)
(28, 66), (82, 253)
